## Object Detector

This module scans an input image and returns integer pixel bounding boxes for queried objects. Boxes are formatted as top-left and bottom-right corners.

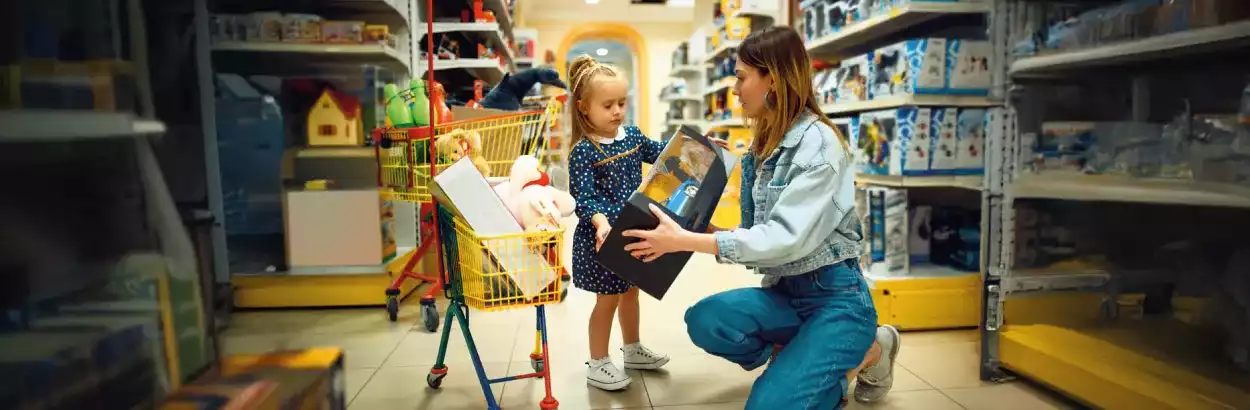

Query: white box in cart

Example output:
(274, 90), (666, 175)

(947, 39), (993, 95)
(955, 108), (988, 173)
(930, 108), (959, 174)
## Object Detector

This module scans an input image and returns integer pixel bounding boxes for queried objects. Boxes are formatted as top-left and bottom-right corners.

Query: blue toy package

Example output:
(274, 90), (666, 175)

(929, 108), (958, 175)
(857, 109), (903, 175)
(946, 39), (992, 95)
(666, 180), (700, 215)
(836, 53), (872, 103)
(860, 108), (933, 176)
(868, 39), (947, 100)
(868, 188), (887, 263)
(955, 108), (988, 174)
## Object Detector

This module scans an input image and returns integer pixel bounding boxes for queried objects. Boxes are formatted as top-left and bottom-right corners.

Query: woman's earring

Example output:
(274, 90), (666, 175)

(765, 90), (777, 110)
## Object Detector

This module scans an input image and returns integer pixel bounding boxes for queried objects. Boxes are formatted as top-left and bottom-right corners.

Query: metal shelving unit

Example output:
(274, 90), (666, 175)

(979, 1), (1250, 407)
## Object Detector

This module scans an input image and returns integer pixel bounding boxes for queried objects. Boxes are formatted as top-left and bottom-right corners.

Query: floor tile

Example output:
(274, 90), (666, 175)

(943, 382), (1075, 410)
(640, 353), (762, 407)
(844, 389), (963, 410)
(851, 366), (932, 393)
(344, 368), (377, 404)
(349, 362), (508, 409)
(896, 341), (989, 389)
(654, 402), (746, 409)
(385, 317), (520, 368)
(497, 360), (650, 410)
(901, 329), (979, 346)
(286, 331), (407, 369)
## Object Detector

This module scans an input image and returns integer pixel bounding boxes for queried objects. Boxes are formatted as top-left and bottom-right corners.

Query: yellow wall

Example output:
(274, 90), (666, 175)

(525, 20), (692, 138)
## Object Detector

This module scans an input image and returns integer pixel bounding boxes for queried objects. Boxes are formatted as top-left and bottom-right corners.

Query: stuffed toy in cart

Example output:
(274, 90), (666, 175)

(436, 129), (491, 176)
(480, 67), (568, 111)
(483, 154), (575, 303)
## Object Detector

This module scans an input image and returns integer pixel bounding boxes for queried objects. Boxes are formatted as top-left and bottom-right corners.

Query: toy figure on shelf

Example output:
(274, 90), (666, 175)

(430, 81), (454, 124)
(383, 83), (415, 128)
(436, 129), (490, 176)
(306, 87), (363, 147)
(478, 44), (497, 59)
(437, 37), (460, 60)
(466, 80), (486, 109)
(480, 67), (567, 111)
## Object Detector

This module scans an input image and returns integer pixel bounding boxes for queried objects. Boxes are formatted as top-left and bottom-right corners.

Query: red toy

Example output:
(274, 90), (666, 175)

(430, 81), (454, 124)
(466, 80), (485, 109)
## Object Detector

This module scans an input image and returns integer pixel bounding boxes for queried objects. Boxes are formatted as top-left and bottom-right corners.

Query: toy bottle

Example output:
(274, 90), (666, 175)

(430, 81), (453, 124)
(409, 80), (431, 127)
(383, 84), (415, 128)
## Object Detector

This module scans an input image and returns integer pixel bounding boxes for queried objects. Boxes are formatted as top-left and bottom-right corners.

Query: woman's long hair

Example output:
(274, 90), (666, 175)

(738, 26), (850, 159)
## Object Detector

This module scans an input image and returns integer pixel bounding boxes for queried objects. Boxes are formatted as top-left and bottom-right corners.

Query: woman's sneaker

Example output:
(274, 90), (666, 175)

(622, 343), (670, 370)
(854, 325), (901, 403)
(586, 357), (631, 391)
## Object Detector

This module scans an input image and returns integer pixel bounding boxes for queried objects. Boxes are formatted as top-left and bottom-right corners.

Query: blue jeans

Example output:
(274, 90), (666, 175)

(684, 260), (878, 409)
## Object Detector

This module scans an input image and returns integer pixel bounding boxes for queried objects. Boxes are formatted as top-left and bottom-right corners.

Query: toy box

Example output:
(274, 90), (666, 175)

(726, 16), (751, 41)
(832, 116), (859, 149)
(800, 0), (825, 41)
(1036, 122), (1097, 173)
(815, 67), (838, 105)
(909, 204), (932, 264)
(859, 107), (931, 175)
(929, 108), (958, 174)
(835, 53), (871, 103)
(597, 126), (738, 300)
(162, 348), (346, 410)
(321, 21), (364, 44)
(947, 39), (992, 95)
(827, 0), (867, 36)
(867, 187), (908, 275)
(868, 39), (947, 99)
(281, 14), (322, 43)
(955, 108), (988, 174)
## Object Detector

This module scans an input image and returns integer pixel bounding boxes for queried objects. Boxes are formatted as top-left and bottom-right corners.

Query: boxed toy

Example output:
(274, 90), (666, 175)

(866, 187), (909, 274)
(930, 205), (980, 272)
(909, 205), (932, 264)
(859, 107), (931, 175)
(831, 116), (858, 149)
(1037, 122), (1097, 173)
(947, 39), (992, 95)
(597, 126), (738, 300)
(726, 16), (751, 41)
(827, 0), (866, 36)
(800, 0), (826, 41)
(955, 108), (988, 174)
(835, 53), (872, 103)
(868, 39), (946, 99)
(929, 108), (958, 174)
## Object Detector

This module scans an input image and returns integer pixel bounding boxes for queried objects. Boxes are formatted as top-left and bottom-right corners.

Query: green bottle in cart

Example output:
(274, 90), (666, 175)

(383, 83), (415, 128)
(409, 80), (431, 127)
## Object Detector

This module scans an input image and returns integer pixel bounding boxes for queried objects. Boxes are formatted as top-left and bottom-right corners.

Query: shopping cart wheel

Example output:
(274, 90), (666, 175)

(426, 371), (446, 389)
(420, 302), (440, 332)
(530, 357), (545, 373)
(385, 296), (399, 322)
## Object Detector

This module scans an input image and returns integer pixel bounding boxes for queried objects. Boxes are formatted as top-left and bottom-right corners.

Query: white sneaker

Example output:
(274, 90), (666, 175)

(622, 343), (670, 370)
(586, 357), (631, 391)
(854, 325), (901, 403)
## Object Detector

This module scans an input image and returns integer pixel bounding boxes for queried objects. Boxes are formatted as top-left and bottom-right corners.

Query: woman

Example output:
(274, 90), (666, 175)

(621, 26), (901, 409)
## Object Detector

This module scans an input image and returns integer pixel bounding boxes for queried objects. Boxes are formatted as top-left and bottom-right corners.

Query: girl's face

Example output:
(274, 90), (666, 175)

(733, 57), (773, 119)
(578, 77), (628, 135)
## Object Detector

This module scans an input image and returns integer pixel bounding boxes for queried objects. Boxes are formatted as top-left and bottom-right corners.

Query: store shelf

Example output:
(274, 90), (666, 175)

(856, 173), (982, 190)
(729, 6), (779, 21)
(821, 95), (998, 115)
(702, 39), (742, 63)
(867, 263), (976, 282)
(670, 64), (706, 77)
(707, 117), (746, 129)
(428, 22), (515, 68)
(415, 58), (508, 84)
(1010, 20), (1250, 77)
(0, 110), (166, 141)
(662, 94), (702, 103)
(1009, 173), (1250, 209)
(867, 264), (981, 330)
(806, 1), (991, 59)
(231, 245), (431, 308)
(211, 41), (409, 74)
(704, 78), (734, 96)
(325, 0), (410, 28)
(666, 119), (704, 128)
(1003, 266), (1111, 295)
(482, 0), (515, 41)
(1000, 320), (1250, 410)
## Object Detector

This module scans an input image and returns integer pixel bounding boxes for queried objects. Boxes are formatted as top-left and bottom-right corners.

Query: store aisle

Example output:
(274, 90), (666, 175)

(220, 255), (1073, 410)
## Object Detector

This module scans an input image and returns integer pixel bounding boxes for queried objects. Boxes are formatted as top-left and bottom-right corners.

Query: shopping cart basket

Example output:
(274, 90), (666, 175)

(425, 206), (564, 409)
(372, 93), (567, 333)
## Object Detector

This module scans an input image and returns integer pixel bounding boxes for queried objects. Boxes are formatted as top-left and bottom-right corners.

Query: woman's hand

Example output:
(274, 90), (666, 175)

(704, 131), (730, 149)
(622, 204), (692, 262)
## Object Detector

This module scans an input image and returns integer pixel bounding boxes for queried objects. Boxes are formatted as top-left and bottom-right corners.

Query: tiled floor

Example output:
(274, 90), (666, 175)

(220, 255), (1075, 409)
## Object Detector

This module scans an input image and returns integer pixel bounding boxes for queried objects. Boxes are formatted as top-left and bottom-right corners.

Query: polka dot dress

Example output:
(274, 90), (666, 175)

(568, 125), (664, 295)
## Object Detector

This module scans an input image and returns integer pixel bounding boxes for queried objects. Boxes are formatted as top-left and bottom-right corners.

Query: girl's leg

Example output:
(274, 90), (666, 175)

(587, 293), (631, 391)
(618, 287), (669, 370)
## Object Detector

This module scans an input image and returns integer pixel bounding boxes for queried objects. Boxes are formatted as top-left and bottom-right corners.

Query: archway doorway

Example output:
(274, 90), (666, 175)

(556, 23), (650, 135)
(566, 39), (638, 127)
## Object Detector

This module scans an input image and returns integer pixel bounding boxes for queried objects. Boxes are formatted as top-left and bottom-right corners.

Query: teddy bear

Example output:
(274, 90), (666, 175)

(436, 129), (491, 176)
(492, 154), (574, 232)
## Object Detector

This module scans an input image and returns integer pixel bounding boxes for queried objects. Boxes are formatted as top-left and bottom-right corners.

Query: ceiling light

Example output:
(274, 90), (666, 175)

(667, 0), (695, 7)
(596, 48), (609, 56)
(586, 0), (600, 4)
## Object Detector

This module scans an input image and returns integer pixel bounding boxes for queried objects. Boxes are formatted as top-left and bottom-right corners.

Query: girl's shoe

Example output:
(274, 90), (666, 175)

(621, 343), (670, 370)
(586, 357), (632, 391)
(854, 325), (901, 403)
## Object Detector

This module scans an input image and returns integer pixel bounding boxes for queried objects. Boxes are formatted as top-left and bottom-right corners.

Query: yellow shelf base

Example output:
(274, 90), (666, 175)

(1001, 320), (1250, 410)
(231, 247), (433, 308)
(868, 271), (980, 330)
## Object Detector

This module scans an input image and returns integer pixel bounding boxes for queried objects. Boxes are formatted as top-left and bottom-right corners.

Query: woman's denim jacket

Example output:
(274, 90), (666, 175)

(712, 112), (863, 286)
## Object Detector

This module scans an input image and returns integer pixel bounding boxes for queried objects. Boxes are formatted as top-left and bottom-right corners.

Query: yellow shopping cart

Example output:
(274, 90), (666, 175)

(373, 93), (568, 410)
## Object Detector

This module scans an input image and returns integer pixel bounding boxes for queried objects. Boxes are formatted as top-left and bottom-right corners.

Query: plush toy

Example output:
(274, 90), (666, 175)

(437, 129), (490, 176)
(492, 155), (574, 232)
(480, 67), (568, 111)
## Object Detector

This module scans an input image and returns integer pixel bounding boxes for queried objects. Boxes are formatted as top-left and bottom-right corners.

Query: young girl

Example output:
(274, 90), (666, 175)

(565, 54), (669, 391)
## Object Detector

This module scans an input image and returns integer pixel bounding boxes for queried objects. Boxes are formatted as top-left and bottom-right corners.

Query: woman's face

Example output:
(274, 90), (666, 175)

(733, 57), (773, 119)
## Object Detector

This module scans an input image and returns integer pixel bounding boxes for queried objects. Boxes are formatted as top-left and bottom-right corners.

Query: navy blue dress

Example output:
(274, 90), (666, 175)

(568, 126), (664, 295)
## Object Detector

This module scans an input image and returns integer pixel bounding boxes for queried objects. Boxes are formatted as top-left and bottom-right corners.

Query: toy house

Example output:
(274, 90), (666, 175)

(306, 88), (364, 146)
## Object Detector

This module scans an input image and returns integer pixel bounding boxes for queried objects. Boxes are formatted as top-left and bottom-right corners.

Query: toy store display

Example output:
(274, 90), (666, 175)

(855, 106), (986, 176)
(863, 186), (981, 276)
(597, 126), (739, 300)
(209, 12), (394, 47)
(1012, 0), (1250, 58)
(305, 86), (365, 147)
(868, 38), (992, 99)
(160, 348), (346, 410)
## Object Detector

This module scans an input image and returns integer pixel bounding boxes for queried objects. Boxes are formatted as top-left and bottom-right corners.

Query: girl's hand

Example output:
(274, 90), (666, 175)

(704, 131), (730, 149)
(595, 223), (611, 251)
(622, 204), (691, 262)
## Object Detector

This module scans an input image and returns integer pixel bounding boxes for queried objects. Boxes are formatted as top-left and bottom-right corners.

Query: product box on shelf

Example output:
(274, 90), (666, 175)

(859, 107), (932, 176)
(815, 67), (838, 104)
(909, 204), (932, 264)
(929, 107), (958, 174)
(282, 14), (323, 43)
(597, 126), (738, 300)
(322, 21), (365, 44)
(955, 108), (988, 174)
(1035, 122), (1096, 174)
(869, 38), (947, 99)
(161, 348), (346, 410)
(930, 205), (980, 272)
(726, 16), (752, 41)
(800, 0), (825, 41)
(947, 39), (992, 94)
(826, 0), (867, 37)
(867, 187), (909, 274)
(832, 116), (860, 149)
(835, 53), (872, 103)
